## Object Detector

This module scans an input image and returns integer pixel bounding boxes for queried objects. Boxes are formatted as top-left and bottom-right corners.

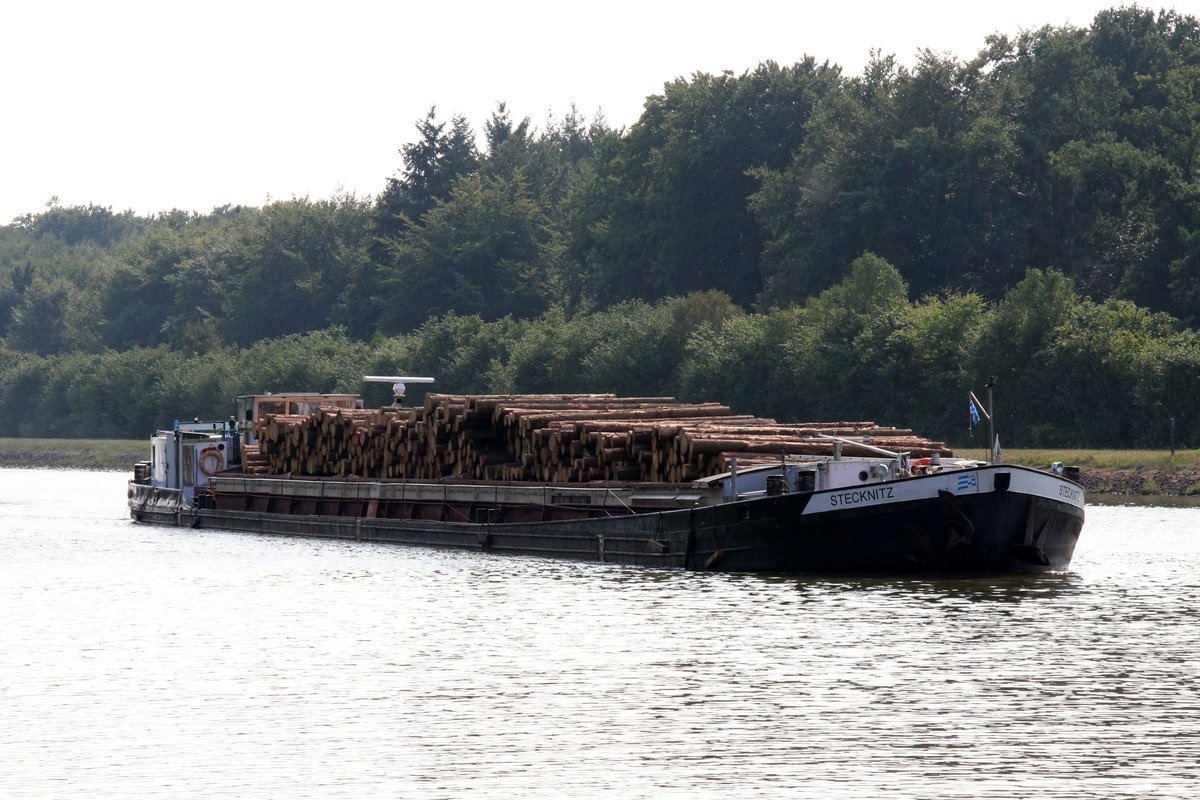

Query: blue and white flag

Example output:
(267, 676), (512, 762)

(969, 397), (981, 427)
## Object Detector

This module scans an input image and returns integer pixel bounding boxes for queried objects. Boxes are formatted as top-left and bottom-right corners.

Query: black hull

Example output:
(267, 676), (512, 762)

(130, 467), (1084, 575)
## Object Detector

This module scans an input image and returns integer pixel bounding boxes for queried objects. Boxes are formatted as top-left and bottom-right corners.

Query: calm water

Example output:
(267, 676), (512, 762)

(2, 469), (1198, 799)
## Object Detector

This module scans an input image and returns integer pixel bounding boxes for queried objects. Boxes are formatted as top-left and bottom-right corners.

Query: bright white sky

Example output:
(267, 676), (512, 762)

(2, 0), (1133, 223)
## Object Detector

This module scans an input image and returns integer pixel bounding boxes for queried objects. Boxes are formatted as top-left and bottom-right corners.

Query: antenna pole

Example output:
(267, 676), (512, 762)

(986, 376), (996, 464)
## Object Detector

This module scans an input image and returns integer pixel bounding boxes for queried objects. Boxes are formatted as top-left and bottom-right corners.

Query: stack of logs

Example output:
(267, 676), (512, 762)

(249, 393), (952, 483)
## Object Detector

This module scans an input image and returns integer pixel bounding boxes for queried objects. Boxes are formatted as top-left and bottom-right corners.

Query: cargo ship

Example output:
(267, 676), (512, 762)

(127, 390), (1085, 574)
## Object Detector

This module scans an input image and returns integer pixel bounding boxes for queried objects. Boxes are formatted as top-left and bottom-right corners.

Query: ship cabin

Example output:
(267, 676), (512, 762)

(134, 392), (364, 506)
(139, 420), (241, 507)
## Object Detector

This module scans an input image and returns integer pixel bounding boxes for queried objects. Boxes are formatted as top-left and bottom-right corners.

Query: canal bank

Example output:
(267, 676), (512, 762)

(0, 438), (144, 471)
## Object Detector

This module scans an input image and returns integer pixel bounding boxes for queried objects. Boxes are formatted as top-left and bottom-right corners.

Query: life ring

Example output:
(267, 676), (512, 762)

(199, 446), (225, 477)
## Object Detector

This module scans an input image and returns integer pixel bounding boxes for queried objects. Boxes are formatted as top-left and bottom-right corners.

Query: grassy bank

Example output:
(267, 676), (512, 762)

(0, 438), (145, 471)
(953, 447), (1200, 495)
(958, 447), (1200, 472)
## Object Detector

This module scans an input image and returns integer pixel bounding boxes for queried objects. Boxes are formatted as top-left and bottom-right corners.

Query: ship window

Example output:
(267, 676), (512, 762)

(257, 400), (287, 417)
(182, 446), (195, 487)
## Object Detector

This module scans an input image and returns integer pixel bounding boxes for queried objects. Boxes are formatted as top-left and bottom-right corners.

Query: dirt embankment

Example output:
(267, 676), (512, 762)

(0, 449), (142, 472)
(1075, 469), (1200, 496)
(0, 450), (85, 468)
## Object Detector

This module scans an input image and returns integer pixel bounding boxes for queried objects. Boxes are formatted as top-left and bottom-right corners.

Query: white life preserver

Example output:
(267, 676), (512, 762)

(199, 446), (225, 477)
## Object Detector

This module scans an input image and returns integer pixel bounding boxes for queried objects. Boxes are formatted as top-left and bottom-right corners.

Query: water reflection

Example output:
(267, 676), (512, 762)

(1088, 493), (1200, 508)
(758, 573), (1080, 607)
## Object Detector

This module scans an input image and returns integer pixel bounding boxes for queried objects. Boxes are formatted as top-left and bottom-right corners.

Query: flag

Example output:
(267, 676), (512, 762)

(969, 397), (981, 427)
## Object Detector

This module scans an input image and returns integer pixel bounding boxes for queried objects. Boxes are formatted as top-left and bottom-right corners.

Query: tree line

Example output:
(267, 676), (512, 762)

(1, 6), (1198, 447)
(1, 259), (1196, 448)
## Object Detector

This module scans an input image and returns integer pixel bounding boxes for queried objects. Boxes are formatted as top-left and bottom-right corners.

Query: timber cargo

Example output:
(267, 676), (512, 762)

(127, 389), (1084, 574)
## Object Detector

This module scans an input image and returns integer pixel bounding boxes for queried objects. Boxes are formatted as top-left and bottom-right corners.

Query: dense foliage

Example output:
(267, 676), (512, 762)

(2, 266), (1197, 447)
(2, 6), (1199, 447)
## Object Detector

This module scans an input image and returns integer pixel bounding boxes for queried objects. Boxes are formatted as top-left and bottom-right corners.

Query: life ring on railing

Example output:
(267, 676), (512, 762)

(199, 446), (225, 477)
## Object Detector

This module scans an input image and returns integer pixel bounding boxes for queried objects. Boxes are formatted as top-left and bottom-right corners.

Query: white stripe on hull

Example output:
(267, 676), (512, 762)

(801, 466), (1084, 515)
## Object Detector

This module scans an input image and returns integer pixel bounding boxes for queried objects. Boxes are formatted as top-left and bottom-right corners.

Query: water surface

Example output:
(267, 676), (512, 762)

(2, 469), (1197, 798)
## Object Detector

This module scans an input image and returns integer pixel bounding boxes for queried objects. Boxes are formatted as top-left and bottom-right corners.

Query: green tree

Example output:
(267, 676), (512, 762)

(679, 309), (805, 419)
(11, 201), (147, 247)
(373, 312), (519, 398)
(785, 253), (912, 421)
(376, 173), (557, 333)
(571, 60), (842, 307)
(1047, 137), (1168, 301)
(971, 268), (1080, 444)
(94, 213), (232, 351)
(886, 291), (988, 438)
(221, 196), (372, 346)
(238, 328), (371, 397)
(0, 261), (34, 337)
(375, 108), (480, 238)
(1032, 299), (1180, 446)
(754, 51), (1034, 305)
(7, 276), (76, 355)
